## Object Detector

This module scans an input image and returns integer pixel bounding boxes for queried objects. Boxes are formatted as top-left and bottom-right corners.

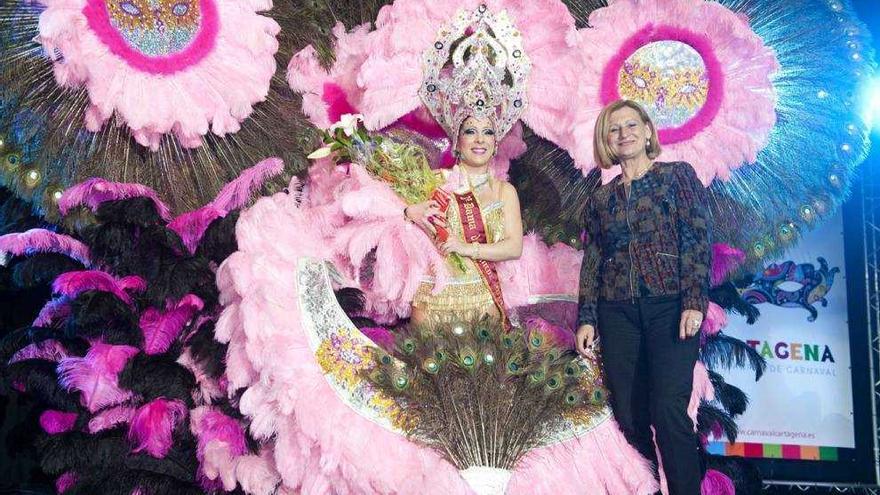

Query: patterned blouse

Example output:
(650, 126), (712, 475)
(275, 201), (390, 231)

(577, 161), (712, 327)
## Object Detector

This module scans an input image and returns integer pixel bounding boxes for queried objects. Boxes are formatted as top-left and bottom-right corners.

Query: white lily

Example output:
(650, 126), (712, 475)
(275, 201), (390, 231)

(307, 146), (333, 160)
(329, 113), (365, 137)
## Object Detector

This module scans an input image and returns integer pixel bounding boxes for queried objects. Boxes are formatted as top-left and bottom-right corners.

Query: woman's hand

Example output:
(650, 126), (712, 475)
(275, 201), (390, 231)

(575, 324), (597, 357)
(679, 309), (703, 340)
(439, 237), (470, 257)
(405, 200), (445, 235)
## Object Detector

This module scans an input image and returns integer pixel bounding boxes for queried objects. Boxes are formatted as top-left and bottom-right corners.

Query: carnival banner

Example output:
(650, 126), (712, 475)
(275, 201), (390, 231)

(709, 212), (855, 460)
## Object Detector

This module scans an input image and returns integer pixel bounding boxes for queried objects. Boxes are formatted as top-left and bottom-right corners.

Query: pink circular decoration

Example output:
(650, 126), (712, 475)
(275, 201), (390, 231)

(83, 0), (219, 75)
(571, 0), (779, 185)
(600, 25), (724, 145)
(38, 0), (280, 150)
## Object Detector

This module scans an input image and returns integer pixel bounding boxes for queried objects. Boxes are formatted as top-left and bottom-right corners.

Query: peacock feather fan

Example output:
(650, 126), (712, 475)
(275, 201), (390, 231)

(364, 316), (607, 470)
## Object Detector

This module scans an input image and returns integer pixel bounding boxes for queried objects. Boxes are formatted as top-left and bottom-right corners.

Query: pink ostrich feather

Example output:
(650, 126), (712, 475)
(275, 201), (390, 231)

(32, 297), (71, 327)
(58, 178), (172, 221)
(57, 343), (139, 412)
(56, 472), (77, 494)
(498, 234), (583, 308)
(191, 406), (249, 490)
(701, 469), (735, 495)
(210, 157), (286, 213)
(711, 243), (746, 287)
(9, 339), (70, 364)
(168, 207), (227, 255)
(507, 417), (658, 494)
(140, 294), (205, 355)
(40, 410), (78, 434)
(52, 270), (145, 305)
(701, 302), (728, 337)
(40, 0), (279, 149)
(128, 398), (188, 458)
(572, 0), (779, 185)
(689, 361), (715, 428)
(88, 404), (137, 433)
(0, 229), (91, 266)
(170, 158), (284, 253)
(287, 23), (372, 129)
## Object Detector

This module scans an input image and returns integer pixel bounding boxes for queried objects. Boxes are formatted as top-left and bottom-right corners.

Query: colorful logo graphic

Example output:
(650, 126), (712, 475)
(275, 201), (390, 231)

(739, 257), (840, 321)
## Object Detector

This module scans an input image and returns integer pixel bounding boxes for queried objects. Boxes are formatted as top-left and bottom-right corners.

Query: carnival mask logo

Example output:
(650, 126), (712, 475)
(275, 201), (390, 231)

(84, 0), (218, 74)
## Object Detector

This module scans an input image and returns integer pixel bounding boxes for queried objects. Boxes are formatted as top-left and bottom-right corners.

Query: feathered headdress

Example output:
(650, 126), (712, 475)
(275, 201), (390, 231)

(419, 5), (531, 149)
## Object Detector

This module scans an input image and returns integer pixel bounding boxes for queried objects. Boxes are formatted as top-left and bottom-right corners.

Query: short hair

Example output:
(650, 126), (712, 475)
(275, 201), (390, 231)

(593, 99), (662, 169)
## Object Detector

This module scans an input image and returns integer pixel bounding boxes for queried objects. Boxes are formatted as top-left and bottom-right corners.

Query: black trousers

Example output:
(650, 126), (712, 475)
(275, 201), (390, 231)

(598, 296), (702, 495)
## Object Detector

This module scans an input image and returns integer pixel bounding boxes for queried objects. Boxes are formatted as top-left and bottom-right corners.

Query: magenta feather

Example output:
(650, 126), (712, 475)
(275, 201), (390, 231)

(9, 339), (70, 364)
(192, 406), (248, 459)
(32, 297), (71, 327)
(128, 398), (188, 458)
(88, 404), (137, 433)
(57, 343), (139, 412)
(0, 229), (91, 266)
(701, 469), (735, 495)
(52, 271), (145, 305)
(209, 157), (285, 213)
(168, 157), (284, 253)
(40, 410), (78, 434)
(359, 327), (396, 351)
(56, 472), (77, 493)
(140, 294), (205, 355)
(58, 178), (172, 221)
(168, 207), (225, 254)
(711, 243), (746, 287)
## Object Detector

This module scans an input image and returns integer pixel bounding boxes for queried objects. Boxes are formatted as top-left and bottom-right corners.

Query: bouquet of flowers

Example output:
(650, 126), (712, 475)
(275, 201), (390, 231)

(309, 114), (465, 271)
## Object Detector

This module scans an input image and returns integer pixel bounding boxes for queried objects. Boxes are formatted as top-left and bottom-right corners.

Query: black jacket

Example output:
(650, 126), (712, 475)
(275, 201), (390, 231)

(577, 161), (712, 327)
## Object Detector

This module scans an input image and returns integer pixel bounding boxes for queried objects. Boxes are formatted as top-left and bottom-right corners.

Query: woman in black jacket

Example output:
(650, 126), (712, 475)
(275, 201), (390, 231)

(576, 99), (711, 495)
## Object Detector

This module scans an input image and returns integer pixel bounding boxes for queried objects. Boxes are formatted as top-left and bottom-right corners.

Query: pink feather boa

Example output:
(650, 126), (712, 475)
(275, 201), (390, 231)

(0, 229), (91, 266)
(39, 0), (280, 149)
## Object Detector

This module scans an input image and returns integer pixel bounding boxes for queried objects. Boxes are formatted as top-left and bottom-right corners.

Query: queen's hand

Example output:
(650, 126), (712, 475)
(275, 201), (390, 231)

(405, 200), (445, 235)
(440, 238), (473, 257)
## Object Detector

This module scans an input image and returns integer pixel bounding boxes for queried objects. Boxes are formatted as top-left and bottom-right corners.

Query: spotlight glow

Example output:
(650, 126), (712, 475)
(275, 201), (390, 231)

(866, 78), (880, 132)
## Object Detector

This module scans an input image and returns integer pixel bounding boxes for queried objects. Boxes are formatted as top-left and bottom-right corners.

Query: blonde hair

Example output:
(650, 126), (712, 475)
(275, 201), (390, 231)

(593, 100), (662, 169)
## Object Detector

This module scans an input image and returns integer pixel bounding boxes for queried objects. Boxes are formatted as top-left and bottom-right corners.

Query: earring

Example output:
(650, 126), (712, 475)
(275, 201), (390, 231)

(646, 138), (651, 149)
(453, 150), (462, 159)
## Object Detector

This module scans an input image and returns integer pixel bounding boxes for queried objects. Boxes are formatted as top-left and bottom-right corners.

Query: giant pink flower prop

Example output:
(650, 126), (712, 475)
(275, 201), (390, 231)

(571, 0), (779, 185)
(38, 0), (280, 150)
